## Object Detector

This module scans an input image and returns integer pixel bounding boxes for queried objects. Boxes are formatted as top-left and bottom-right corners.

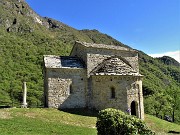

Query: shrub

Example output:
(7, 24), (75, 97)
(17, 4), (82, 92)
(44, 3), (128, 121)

(96, 108), (154, 135)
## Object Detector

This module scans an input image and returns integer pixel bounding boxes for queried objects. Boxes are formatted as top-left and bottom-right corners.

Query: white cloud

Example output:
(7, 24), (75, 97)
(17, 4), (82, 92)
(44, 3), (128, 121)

(149, 50), (180, 63)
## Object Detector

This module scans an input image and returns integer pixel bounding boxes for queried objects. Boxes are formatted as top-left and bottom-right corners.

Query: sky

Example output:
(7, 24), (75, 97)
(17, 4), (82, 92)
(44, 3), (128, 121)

(25, 0), (180, 62)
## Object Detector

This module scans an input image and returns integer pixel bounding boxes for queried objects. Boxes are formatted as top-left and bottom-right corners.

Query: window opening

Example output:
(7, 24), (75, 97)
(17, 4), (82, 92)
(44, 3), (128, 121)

(131, 101), (137, 116)
(111, 87), (115, 99)
(69, 84), (72, 94)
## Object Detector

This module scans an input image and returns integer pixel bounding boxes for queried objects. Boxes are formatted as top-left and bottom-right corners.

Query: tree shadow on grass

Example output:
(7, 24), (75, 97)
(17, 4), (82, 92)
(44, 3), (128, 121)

(168, 131), (180, 134)
(59, 108), (99, 117)
(0, 105), (11, 109)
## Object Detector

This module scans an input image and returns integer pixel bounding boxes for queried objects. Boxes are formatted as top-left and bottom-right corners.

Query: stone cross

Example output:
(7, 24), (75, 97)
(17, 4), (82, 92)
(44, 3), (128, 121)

(21, 82), (28, 108)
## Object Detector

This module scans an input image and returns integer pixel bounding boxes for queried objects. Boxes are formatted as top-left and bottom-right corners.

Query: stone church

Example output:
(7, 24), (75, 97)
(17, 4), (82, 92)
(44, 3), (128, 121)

(43, 41), (144, 119)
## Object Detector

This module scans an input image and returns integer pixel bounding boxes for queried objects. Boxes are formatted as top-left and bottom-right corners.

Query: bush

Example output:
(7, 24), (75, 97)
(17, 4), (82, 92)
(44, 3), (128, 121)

(96, 108), (154, 135)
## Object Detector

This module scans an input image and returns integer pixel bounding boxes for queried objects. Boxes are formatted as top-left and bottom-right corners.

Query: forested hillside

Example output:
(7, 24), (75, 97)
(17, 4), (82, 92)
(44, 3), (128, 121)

(0, 0), (179, 124)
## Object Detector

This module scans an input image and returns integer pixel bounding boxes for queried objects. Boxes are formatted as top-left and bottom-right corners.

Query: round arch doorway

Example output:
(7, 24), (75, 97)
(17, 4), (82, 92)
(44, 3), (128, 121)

(131, 101), (137, 116)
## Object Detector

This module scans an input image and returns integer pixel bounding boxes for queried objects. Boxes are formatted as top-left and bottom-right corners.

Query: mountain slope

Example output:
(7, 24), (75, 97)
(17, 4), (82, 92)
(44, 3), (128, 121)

(156, 56), (180, 67)
(0, 0), (179, 123)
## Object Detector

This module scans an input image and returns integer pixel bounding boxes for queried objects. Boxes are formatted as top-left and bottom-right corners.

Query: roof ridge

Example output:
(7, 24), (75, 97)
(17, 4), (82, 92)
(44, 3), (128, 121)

(75, 41), (136, 52)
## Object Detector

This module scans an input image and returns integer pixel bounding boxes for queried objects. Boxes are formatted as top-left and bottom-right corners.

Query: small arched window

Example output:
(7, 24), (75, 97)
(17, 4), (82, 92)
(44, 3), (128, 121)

(67, 84), (73, 95)
(111, 87), (115, 99)
(69, 84), (73, 94)
(137, 84), (140, 90)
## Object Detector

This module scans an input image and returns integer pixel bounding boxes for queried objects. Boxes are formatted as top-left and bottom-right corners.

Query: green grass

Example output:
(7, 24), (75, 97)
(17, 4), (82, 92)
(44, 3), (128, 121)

(0, 108), (97, 135)
(0, 108), (180, 135)
(145, 114), (180, 135)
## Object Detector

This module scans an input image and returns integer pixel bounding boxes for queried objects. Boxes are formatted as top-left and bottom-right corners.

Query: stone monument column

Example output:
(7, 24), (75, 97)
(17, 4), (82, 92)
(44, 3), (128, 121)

(21, 82), (28, 108)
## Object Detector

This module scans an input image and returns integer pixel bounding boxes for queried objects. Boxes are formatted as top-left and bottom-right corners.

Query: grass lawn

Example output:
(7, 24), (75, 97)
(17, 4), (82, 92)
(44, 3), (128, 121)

(145, 114), (180, 135)
(0, 108), (180, 135)
(0, 108), (97, 135)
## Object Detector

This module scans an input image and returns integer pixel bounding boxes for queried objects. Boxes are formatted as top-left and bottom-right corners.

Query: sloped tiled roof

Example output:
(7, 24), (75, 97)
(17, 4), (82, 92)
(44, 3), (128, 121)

(91, 57), (141, 76)
(44, 55), (85, 68)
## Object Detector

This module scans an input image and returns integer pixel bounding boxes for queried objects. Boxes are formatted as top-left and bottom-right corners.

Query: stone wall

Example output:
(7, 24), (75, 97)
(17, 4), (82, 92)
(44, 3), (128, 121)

(91, 75), (128, 111)
(126, 77), (144, 119)
(90, 75), (144, 119)
(71, 44), (139, 77)
(44, 68), (87, 109)
(86, 48), (139, 76)
(70, 43), (87, 66)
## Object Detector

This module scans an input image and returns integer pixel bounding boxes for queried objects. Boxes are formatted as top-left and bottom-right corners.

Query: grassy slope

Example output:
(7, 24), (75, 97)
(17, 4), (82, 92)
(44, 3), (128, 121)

(0, 108), (97, 135)
(145, 115), (180, 134)
(0, 108), (180, 135)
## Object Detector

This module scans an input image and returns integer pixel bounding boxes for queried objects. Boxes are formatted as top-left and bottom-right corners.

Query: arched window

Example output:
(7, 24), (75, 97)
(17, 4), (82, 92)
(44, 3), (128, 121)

(68, 84), (72, 95)
(137, 84), (140, 90)
(70, 84), (72, 94)
(111, 87), (115, 99)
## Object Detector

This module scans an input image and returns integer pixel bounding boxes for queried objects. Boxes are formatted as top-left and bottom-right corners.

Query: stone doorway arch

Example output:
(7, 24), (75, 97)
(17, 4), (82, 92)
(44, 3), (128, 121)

(131, 101), (137, 116)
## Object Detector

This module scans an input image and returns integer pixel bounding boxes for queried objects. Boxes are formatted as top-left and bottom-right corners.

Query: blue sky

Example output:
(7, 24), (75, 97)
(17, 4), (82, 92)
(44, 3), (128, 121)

(25, 0), (180, 62)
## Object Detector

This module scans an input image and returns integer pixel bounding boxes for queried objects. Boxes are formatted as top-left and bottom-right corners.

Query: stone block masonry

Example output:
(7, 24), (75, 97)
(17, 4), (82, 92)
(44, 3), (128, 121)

(44, 41), (144, 119)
